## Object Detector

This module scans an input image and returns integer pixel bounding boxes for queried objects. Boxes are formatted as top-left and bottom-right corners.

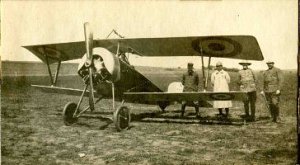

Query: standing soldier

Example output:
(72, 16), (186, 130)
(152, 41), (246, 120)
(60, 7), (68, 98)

(261, 61), (283, 122)
(238, 61), (257, 121)
(211, 61), (232, 117)
(181, 63), (200, 117)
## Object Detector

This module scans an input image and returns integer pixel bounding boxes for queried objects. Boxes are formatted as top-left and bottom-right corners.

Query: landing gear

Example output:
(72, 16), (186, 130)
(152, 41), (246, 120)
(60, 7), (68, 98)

(62, 22), (130, 131)
(63, 102), (78, 125)
(113, 106), (131, 131)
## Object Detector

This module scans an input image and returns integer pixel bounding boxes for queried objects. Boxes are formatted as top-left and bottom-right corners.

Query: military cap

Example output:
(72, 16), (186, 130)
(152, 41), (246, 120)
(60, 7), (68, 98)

(266, 61), (274, 64)
(187, 63), (194, 67)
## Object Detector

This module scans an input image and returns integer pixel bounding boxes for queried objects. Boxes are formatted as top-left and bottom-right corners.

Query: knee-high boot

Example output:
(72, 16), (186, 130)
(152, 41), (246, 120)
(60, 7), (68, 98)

(225, 108), (229, 117)
(181, 104), (186, 117)
(270, 104), (276, 122)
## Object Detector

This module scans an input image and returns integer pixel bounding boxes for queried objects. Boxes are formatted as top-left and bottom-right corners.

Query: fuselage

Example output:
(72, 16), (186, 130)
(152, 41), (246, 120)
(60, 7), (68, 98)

(77, 47), (174, 100)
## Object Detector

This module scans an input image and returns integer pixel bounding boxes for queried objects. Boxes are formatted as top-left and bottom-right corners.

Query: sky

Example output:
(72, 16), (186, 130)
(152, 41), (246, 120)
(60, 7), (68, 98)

(1, 0), (298, 70)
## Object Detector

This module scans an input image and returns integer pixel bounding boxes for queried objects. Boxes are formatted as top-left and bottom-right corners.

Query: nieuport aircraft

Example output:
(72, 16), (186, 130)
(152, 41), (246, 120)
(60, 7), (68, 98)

(23, 23), (263, 131)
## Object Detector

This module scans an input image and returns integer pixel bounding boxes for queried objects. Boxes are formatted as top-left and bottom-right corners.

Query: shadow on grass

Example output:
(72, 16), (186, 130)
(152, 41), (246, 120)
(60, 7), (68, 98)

(58, 110), (273, 129)
(130, 111), (247, 126)
(74, 115), (113, 130)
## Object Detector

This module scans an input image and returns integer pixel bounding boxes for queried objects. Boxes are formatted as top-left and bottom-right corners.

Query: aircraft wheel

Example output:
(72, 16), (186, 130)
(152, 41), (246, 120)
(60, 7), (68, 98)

(63, 102), (78, 126)
(113, 106), (131, 131)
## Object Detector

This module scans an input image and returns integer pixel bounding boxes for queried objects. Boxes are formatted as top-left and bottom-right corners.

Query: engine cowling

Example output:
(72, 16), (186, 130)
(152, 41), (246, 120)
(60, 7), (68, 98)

(78, 47), (121, 84)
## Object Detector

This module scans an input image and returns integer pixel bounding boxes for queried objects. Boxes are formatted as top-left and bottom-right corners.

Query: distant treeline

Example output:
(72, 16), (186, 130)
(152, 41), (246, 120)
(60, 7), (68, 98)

(176, 66), (239, 72)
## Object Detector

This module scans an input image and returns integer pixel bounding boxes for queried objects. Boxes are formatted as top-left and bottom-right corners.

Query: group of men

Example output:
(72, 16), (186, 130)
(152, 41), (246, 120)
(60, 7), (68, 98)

(181, 61), (283, 123)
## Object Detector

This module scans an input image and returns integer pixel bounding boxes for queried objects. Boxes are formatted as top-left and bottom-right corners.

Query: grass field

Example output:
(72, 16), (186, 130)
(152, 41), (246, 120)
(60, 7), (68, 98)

(1, 62), (298, 164)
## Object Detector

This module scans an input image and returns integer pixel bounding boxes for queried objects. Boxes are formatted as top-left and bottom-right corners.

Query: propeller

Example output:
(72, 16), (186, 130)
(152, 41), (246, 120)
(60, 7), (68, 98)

(84, 22), (95, 111)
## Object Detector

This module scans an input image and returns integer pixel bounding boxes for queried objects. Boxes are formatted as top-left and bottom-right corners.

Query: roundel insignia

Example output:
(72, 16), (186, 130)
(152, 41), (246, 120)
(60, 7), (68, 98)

(191, 37), (242, 57)
(210, 93), (234, 100)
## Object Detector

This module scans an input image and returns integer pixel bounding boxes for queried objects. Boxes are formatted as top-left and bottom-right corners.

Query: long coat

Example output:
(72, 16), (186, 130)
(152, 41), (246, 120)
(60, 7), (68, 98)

(211, 69), (232, 108)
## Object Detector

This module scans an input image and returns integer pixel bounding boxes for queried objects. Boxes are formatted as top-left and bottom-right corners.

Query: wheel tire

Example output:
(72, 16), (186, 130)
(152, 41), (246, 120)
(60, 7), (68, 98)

(113, 106), (131, 131)
(63, 102), (78, 126)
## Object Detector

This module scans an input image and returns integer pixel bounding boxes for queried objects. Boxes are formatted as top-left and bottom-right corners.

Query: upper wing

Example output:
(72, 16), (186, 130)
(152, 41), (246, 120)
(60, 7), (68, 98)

(115, 35), (263, 60)
(123, 91), (247, 103)
(23, 35), (263, 64)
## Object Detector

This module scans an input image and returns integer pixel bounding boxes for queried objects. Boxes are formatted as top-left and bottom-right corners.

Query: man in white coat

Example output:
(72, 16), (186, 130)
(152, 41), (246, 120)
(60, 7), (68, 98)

(211, 61), (232, 117)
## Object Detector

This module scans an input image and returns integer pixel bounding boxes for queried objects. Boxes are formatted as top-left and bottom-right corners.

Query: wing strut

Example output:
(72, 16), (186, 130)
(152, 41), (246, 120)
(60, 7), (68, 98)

(199, 45), (211, 91)
(205, 57), (211, 90)
(201, 54), (206, 89)
(54, 60), (61, 85)
(43, 47), (62, 86)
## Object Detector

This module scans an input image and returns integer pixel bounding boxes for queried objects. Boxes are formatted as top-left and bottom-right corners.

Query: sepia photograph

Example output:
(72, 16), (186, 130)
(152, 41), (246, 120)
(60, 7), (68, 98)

(1, 0), (298, 164)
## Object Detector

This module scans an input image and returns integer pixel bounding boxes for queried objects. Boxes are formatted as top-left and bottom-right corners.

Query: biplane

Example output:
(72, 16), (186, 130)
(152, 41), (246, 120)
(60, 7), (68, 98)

(23, 23), (263, 131)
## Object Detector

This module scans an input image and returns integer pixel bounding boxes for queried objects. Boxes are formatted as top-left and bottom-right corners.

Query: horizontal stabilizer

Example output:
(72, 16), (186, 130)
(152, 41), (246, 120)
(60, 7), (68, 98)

(31, 85), (100, 98)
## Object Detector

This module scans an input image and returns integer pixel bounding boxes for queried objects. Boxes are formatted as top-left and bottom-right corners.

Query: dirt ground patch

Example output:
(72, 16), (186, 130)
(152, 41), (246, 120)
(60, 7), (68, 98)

(1, 84), (297, 165)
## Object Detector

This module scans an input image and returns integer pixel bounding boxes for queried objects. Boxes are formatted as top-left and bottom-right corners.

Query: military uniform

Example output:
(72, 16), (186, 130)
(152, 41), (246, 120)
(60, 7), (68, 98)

(238, 68), (256, 121)
(182, 71), (199, 92)
(181, 65), (200, 117)
(263, 66), (283, 122)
